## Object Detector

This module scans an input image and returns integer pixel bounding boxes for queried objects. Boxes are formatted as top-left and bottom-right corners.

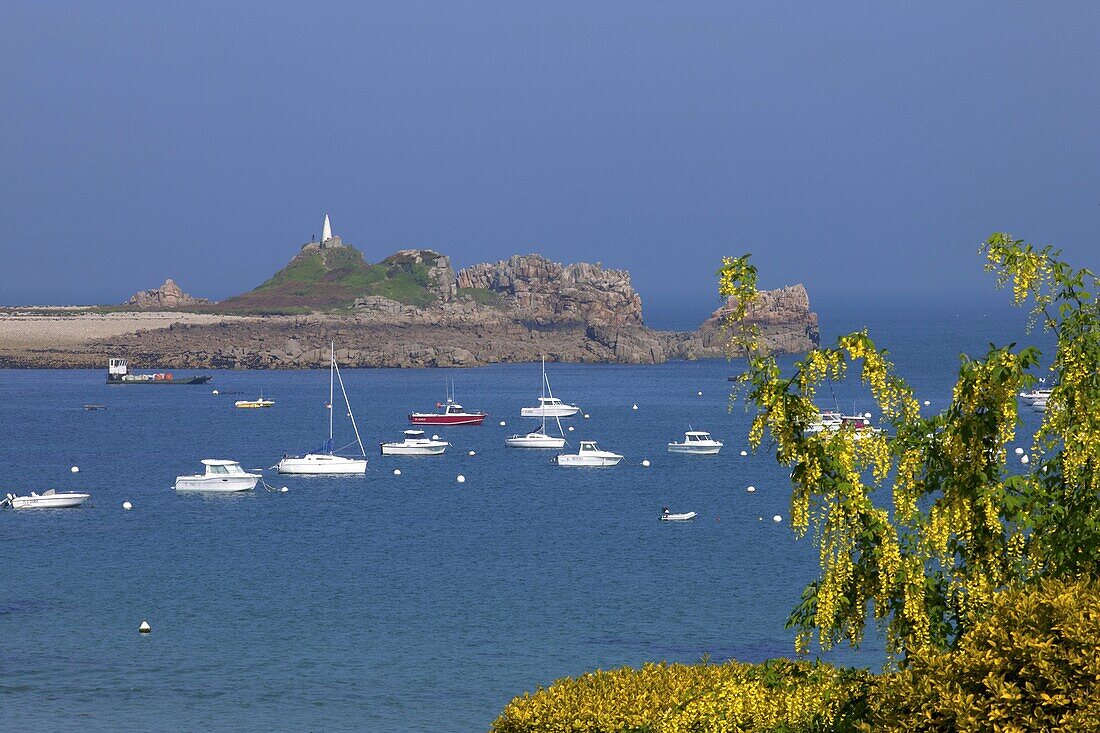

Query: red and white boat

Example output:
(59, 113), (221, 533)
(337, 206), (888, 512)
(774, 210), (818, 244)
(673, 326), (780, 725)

(409, 398), (487, 426)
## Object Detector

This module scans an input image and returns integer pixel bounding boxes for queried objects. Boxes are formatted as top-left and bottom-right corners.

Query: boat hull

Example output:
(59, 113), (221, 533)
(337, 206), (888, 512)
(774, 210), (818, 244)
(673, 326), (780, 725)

(661, 512), (697, 522)
(107, 376), (211, 385)
(174, 476), (258, 492)
(506, 434), (566, 449)
(667, 443), (722, 455)
(555, 454), (623, 467)
(520, 406), (580, 418)
(409, 413), (486, 426)
(277, 454), (367, 474)
(8, 493), (90, 509)
(380, 443), (448, 456)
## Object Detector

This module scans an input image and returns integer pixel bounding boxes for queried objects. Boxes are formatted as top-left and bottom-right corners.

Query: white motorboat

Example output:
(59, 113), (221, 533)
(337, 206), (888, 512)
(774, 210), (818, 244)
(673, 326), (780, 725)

(555, 440), (623, 467)
(3, 489), (90, 509)
(521, 397), (580, 418)
(520, 359), (579, 417)
(174, 460), (259, 492)
(508, 358), (568, 448)
(381, 430), (449, 456)
(1019, 388), (1052, 406)
(277, 343), (368, 475)
(667, 430), (723, 455)
(661, 508), (697, 522)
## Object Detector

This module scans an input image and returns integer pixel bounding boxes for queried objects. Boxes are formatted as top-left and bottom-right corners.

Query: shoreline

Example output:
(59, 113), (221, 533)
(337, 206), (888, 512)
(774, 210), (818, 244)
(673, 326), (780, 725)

(0, 307), (816, 369)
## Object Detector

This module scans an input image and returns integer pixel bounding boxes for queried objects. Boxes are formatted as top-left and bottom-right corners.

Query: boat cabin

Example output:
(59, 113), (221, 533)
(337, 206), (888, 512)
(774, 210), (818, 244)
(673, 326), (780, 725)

(536, 397), (565, 406)
(201, 459), (249, 476)
(404, 430), (425, 438)
(840, 416), (872, 429)
(683, 431), (713, 442)
(578, 441), (601, 453)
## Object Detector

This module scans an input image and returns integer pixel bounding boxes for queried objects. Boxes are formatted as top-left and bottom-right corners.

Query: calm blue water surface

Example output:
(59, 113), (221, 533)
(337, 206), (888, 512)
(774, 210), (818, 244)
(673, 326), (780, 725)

(0, 306), (1053, 731)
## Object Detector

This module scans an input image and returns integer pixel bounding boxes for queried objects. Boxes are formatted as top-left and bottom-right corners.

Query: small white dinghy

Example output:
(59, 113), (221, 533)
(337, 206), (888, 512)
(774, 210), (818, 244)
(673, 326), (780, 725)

(380, 430), (449, 456)
(555, 440), (623, 467)
(667, 430), (723, 455)
(3, 489), (90, 509)
(174, 460), (259, 492)
(661, 507), (697, 522)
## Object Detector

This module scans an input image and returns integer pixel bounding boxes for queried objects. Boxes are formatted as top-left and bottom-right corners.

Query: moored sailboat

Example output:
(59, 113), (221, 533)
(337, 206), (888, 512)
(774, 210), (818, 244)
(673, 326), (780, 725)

(507, 358), (567, 449)
(277, 343), (368, 475)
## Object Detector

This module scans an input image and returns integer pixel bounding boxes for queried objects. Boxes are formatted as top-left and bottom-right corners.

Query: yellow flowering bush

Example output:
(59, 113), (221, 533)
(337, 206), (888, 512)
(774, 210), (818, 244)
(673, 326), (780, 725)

(865, 577), (1100, 732)
(490, 659), (872, 733)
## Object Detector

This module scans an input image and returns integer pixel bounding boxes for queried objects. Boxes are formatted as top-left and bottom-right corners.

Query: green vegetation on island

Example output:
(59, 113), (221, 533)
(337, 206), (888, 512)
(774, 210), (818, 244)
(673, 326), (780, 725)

(492, 233), (1100, 731)
(214, 247), (442, 313)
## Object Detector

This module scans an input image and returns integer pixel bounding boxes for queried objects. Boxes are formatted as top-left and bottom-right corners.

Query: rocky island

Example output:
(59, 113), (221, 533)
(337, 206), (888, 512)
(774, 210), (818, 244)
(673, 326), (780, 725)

(0, 217), (818, 369)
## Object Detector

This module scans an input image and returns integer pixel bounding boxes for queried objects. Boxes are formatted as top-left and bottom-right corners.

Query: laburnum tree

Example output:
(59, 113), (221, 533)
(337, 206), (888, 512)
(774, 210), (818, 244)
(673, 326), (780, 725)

(721, 233), (1100, 662)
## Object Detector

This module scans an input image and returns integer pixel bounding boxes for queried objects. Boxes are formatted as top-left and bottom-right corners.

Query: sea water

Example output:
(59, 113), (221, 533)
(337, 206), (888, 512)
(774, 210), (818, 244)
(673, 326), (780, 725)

(0, 305), (1052, 731)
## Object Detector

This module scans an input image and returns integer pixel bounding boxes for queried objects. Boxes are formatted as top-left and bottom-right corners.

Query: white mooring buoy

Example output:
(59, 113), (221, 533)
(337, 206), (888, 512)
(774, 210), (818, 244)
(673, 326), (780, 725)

(773, 515), (783, 523)
(641, 459), (651, 467)
(1021, 455), (1030, 465)
(583, 413), (590, 419)
(393, 469), (401, 476)
(456, 474), (466, 484)
(499, 421), (506, 427)
(697, 391), (703, 396)
(212, 389), (219, 395)
(70, 466), (79, 474)
(122, 501), (133, 510)
(747, 486), (756, 493)
(468, 450), (476, 456)
(280, 486), (288, 493)
(740, 450), (748, 457)
(139, 620), (151, 634)
(1014, 447), (1024, 455)
(632, 404), (639, 411)
(567, 426), (575, 432)
(923, 400), (930, 406)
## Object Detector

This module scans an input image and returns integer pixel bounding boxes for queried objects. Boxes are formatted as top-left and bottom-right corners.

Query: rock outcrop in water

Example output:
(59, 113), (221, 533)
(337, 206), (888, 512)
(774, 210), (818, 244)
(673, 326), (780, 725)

(123, 278), (208, 309)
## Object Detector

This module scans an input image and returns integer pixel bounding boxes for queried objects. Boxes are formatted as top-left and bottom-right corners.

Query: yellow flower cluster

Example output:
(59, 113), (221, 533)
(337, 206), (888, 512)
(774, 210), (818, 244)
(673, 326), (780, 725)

(491, 660), (870, 733)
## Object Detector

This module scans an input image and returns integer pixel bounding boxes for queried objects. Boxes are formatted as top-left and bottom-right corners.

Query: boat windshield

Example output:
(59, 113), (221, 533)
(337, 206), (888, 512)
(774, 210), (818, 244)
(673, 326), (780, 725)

(209, 464), (229, 475)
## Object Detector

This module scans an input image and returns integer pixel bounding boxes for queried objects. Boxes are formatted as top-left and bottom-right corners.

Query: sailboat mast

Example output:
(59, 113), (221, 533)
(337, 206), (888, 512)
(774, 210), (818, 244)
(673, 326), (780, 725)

(329, 341), (335, 450)
(540, 356), (547, 433)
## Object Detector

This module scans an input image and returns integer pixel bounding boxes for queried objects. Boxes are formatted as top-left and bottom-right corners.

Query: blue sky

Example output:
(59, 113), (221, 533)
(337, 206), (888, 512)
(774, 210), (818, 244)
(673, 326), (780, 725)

(1, 1), (1097, 327)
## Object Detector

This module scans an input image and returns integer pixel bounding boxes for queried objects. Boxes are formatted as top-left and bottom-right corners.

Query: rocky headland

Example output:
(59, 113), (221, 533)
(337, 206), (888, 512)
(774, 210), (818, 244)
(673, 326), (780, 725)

(0, 228), (818, 368)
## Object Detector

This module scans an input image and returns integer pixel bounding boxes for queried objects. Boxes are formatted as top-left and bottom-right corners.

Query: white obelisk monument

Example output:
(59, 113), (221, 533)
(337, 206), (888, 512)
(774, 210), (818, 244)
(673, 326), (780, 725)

(322, 214), (332, 243)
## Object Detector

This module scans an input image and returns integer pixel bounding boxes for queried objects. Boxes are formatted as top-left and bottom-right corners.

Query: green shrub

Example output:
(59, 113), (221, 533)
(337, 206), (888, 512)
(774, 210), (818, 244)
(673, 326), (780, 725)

(490, 659), (871, 733)
(866, 577), (1100, 731)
